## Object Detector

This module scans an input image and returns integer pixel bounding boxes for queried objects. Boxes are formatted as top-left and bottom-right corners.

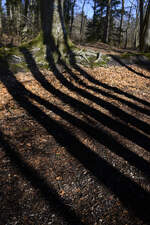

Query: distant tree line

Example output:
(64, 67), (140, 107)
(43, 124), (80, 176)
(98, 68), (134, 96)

(87, 0), (150, 51)
(0, 0), (150, 51)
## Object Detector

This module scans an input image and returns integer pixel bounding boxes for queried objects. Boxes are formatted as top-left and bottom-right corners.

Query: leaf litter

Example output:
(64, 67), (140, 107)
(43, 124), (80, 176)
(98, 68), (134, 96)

(0, 63), (150, 224)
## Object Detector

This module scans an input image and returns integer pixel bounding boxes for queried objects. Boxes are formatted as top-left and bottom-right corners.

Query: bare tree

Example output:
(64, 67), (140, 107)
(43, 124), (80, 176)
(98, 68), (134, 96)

(119, 0), (124, 46)
(142, 0), (150, 50)
(139, 0), (143, 50)
(124, 2), (133, 49)
(80, 0), (86, 42)
(70, 0), (76, 37)
(105, 0), (111, 43)
(0, 0), (2, 28)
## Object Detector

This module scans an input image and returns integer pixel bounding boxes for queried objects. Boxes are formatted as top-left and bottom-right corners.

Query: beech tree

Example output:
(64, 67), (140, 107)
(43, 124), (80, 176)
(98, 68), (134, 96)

(39, 0), (69, 64)
(0, 0), (2, 39)
(105, 0), (111, 43)
(119, 0), (125, 46)
(0, 0), (150, 59)
(142, 0), (150, 50)
(80, 0), (86, 42)
(139, 0), (143, 50)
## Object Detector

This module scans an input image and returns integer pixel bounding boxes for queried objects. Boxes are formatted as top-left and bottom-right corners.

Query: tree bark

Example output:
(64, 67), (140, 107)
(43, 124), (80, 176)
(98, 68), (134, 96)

(124, 4), (133, 49)
(0, 0), (2, 41)
(40, 0), (69, 64)
(119, 0), (124, 46)
(70, 0), (76, 37)
(134, 5), (140, 49)
(139, 0), (144, 50)
(105, 0), (111, 43)
(80, 0), (86, 42)
(93, 0), (96, 25)
(0, 0), (2, 31)
(142, 0), (150, 50)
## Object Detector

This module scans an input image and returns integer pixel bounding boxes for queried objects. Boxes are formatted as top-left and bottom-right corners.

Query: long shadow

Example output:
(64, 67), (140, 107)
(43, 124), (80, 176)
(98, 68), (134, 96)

(54, 1), (150, 146)
(56, 0), (150, 110)
(134, 54), (150, 72)
(27, 4), (150, 137)
(110, 55), (150, 79)
(2, 66), (150, 182)
(84, 84), (150, 116)
(0, 131), (86, 225)
(59, 2), (150, 116)
(1, 65), (150, 223)
(20, 47), (150, 153)
(53, 58), (150, 136)
(58, 61), (150, 117)
(70, 62), (150, 107)
(111, 53), (150, 72)
(22, 85), (150, 181)
(1, 0), (150, 223)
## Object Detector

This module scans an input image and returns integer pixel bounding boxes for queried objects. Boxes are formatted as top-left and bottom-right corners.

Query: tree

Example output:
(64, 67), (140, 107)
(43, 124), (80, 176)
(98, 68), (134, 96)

(0, 0), (2, 36)
(0, 0), (2, 27)
(70, 0), (76, 37)
(119, 0), (124, 46)
(80, 0), (86, 42)
(39, 0), (70, 65)
(105, 0), (111, 43)
(134, 1), (140, 49)
(124, 3), (133, 49)
(139, 0), (144, 50)
(141, 0), (150, 50)
(87, 0), (121, 43)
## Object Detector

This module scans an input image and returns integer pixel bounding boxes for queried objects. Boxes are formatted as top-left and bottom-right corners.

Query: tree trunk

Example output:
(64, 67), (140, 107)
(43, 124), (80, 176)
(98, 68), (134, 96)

(39, 0), (70, 64)
(139, 0), (144, 50)
(119, 0), (124, 46)
(134, 6), (140, 49)
(0, 0), (2, 32)
(105, 0), (111, 43)
(93, 0), (97, 35)
(0, 0), (2, 42)
(80, 0), (86, 43)
(142, 0), (150, 50)
(24, 0), (29, 16)
(70, 0), (76, 37)
(15, 3), (21, 37)
(124, 4), (133, 49)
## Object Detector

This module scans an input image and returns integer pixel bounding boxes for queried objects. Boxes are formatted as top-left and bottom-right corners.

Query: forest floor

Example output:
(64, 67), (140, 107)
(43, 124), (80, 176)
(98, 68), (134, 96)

(0, 44), (150, 225)
(78, 42), (138, 55)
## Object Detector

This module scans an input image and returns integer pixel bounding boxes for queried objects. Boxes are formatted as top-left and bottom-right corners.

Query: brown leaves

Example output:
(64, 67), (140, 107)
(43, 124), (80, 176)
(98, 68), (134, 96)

(0, 63), (150, 224)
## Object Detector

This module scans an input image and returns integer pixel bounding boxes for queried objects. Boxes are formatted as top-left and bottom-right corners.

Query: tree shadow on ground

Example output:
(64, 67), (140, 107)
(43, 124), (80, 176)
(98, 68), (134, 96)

(1, 59), (150, 223)
(0, 72), (85, 225)
(20, 47), (150, 152)
(56, 2), (150, 111)
(9, 47), (150, 182)
(41, 0), (150, 151)
(34, 1), (150, 222)
(70, 61), (150, 107)
(1, 0), (150, 223)
(54, 65), (150, 116)
(110, 55), (150, 77)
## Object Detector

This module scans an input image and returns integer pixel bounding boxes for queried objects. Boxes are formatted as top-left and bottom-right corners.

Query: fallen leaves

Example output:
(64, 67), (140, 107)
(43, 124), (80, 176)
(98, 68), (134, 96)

(0, 63), (150, 225)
